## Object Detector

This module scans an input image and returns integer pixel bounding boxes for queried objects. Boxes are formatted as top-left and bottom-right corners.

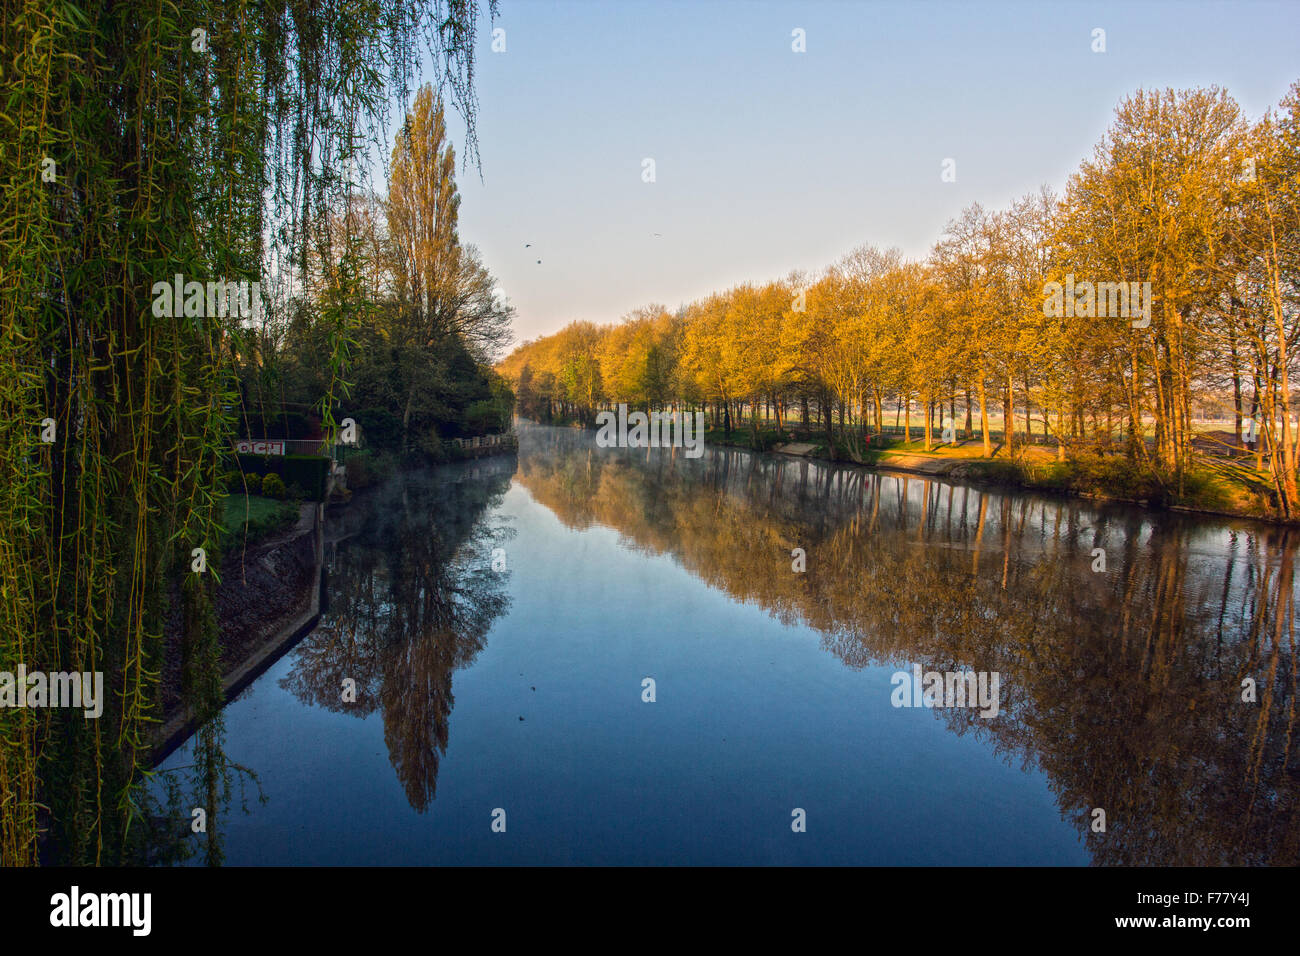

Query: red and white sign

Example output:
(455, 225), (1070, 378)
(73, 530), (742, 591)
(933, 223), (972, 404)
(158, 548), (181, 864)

(234, 439), (285, 456)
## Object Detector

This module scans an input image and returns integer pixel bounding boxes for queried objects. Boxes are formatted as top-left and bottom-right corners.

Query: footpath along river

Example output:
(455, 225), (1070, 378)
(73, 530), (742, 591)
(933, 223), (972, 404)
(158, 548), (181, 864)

(153, 422), (1298, 865)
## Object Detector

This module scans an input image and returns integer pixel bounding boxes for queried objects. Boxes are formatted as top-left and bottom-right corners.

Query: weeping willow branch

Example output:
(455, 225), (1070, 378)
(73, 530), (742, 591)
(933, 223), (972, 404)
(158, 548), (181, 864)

(0, 0), (496, 866)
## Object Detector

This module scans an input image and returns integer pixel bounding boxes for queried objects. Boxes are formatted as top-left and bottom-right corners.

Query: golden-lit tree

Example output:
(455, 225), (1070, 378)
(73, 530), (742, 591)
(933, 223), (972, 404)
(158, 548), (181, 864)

(498, 79), (1300, 513)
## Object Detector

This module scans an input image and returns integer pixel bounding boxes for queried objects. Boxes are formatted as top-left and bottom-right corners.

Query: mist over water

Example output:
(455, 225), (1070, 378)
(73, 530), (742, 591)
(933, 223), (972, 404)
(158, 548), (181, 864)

(157, 423), (1299, 865)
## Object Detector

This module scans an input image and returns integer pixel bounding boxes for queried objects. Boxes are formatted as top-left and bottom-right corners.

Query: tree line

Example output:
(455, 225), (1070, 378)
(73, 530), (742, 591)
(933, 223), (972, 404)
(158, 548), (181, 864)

(499, 82), (1300, 513)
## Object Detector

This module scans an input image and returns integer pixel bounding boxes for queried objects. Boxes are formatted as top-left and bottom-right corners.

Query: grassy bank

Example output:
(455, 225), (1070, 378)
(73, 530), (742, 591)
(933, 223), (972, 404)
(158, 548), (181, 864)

(221, 494), (302, 548)
(701, 424), (1280, 521)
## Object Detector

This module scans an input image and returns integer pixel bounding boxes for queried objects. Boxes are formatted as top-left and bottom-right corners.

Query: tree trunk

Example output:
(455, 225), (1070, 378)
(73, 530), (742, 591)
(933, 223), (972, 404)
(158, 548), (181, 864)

(923, 394), (933, 451)
(1269, 258), (1298, 512)
(403, 386), (415, 453)
(978, 378), (991, 458)
(1056, 405), (1066, 462)
(1003, 376), (1014, 458)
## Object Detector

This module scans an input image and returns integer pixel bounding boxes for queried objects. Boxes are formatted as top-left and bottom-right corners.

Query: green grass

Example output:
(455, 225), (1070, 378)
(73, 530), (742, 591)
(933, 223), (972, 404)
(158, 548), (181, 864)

(221, 494), (300, 547)
(702, 423), (1288, 518)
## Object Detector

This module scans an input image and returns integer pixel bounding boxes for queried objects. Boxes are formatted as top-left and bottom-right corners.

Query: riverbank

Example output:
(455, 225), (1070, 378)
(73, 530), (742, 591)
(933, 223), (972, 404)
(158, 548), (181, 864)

(150, 438), (521, 764)
(700, 424), (1283, 523)
(152, 502), (324, 764)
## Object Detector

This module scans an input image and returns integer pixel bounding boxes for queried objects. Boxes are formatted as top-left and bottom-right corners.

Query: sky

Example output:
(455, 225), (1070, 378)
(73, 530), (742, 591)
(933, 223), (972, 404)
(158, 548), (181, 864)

(406, 0), (1300, 345)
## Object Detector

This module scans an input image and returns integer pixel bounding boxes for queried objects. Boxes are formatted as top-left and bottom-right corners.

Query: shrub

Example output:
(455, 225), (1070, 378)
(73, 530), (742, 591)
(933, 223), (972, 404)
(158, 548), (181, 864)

(1058, 450), (1165, 500)
(967, 459), (1026, 486)
(421, 425), (454, 461)
(465, 398), (503, 434)
(233, 453), (329, 500)
(343, 444), (392, 486)
(354, 408), (402, 451)
(261, 473), (286, 499)
(221, 469), (242, 491)
(243, 472), (262, 494)
(279, 455), (329, 499)
(344, 449), (374, 489)
(1176, 466), (1234, 511)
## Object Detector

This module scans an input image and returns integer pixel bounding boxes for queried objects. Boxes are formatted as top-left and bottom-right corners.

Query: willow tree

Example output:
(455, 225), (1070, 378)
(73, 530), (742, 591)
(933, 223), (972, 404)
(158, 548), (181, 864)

(0, 0), (497, 866)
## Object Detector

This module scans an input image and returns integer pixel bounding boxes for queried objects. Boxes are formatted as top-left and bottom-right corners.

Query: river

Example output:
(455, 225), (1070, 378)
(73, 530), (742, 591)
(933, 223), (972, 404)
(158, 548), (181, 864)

(154, 422), (1299, 865)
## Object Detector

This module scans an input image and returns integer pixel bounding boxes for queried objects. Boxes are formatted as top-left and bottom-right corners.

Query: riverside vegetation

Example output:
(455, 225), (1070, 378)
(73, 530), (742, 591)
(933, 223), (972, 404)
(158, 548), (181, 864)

(0, 0), (510, 866)
(499, 81), (1300, 522)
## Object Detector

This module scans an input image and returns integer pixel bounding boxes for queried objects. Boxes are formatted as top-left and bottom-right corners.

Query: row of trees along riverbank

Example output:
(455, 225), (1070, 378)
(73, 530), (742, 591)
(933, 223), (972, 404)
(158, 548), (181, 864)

(498, 82), (1300, 519)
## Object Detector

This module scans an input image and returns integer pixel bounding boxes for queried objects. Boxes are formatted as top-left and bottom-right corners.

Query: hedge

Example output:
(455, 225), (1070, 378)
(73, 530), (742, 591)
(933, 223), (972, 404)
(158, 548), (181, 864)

(234, 453), (330, 501)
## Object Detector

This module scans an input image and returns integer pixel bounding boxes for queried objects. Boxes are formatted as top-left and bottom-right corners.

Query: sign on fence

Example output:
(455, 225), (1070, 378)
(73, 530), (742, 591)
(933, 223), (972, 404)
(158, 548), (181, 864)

(234, 439), (285, 456)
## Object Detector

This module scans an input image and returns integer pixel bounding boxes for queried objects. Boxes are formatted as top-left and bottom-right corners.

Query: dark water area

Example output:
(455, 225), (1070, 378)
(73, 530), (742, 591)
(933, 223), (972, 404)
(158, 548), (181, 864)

(155, 423), (1300, 865)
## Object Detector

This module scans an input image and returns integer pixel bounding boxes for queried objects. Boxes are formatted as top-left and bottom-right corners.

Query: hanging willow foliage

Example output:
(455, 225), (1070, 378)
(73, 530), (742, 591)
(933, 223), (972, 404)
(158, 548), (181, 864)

(0, 0), (495, 866)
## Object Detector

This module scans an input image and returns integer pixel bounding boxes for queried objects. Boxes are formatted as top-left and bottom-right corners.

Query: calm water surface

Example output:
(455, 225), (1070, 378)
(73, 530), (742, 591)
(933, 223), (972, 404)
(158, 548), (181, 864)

(156, 423), (1299, 865)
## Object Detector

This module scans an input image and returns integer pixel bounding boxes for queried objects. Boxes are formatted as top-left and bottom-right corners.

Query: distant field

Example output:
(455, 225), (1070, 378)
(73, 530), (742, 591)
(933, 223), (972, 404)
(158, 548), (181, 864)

(709, 413), (1256, 445)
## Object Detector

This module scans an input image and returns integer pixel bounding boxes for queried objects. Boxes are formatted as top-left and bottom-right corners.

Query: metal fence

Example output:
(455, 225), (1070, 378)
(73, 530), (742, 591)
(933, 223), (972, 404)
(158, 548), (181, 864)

(235, 434), (516, 459)
(449, 433), (515, 450)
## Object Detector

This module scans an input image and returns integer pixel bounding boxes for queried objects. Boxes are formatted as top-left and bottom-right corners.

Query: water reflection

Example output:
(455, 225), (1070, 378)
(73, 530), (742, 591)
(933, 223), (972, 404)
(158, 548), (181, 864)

(511, 423), (1299, 865)
(279, 456), (515, 811)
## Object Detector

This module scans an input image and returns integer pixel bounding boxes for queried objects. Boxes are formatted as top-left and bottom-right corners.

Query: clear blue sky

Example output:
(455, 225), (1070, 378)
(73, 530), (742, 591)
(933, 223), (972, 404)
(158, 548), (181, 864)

(415, 0), (1300, 343)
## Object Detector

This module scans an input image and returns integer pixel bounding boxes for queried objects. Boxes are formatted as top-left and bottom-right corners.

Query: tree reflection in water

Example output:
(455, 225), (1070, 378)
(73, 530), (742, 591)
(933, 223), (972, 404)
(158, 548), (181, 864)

(279, 456), (516, 812)
(512, 424), (1298, 865)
